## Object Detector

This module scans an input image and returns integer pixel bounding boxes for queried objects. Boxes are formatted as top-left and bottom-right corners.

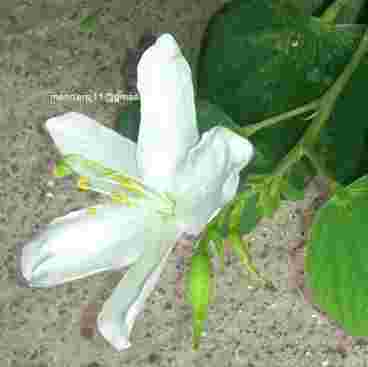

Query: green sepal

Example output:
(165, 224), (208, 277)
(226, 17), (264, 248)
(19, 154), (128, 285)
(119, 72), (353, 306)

(227, 230), (273, 288)
(61, 154), (114, 177)
(186, 249), (214, 350)
(53, 159), (73, 178)
(248, 174), (282, 218)
(228, 191), (247, 232)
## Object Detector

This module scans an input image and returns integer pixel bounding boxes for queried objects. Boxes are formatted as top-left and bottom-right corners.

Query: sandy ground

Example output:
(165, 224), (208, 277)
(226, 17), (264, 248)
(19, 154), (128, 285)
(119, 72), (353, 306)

(1, 1), (368, 366)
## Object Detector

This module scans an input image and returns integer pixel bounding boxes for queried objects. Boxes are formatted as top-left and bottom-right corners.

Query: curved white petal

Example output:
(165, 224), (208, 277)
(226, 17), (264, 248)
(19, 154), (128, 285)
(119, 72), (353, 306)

(97, 217), (181, 351)
(46, 112), (139, 178)
(174, 127), (254, 235)
(17, 204), (154, 288)
(136, 33), (199, 193)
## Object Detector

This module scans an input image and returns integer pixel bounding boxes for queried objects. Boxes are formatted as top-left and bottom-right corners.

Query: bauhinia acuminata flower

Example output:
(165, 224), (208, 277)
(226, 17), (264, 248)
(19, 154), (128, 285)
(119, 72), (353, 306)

(16, 33), (254, 351)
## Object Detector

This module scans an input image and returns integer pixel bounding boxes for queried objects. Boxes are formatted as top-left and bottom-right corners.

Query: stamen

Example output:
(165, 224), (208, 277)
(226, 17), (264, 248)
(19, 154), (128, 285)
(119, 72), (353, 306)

(110, 191), (131, 205)
(77, 176), (90, 191)
(106, 174), (146, 197)
(61, 154), (177, 214)
(87, 207), (97, 215)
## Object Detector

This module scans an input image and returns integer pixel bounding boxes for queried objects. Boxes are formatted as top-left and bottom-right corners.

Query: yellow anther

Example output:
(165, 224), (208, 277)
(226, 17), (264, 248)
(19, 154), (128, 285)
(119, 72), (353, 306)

(111, 191), (130, 204)
(83, 159), (114, 176)
(77, 176), (90, 191)
(109, 174), (146, 196)
(87, 207), (97, 215)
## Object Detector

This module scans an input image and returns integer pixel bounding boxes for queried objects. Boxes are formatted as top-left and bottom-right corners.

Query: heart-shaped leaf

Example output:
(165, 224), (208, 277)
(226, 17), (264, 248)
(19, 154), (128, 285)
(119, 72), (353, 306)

(306, 174), (368, 336)
(197, 0), (368, 185)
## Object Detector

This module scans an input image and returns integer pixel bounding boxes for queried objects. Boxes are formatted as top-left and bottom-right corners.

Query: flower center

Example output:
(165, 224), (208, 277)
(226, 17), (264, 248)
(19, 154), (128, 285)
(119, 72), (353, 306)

(54, 154), (176, 217)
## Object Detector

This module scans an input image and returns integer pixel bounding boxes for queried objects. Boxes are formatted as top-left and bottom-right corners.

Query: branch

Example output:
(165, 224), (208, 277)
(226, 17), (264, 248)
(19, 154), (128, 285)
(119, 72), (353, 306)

(235, 99), (320, 138)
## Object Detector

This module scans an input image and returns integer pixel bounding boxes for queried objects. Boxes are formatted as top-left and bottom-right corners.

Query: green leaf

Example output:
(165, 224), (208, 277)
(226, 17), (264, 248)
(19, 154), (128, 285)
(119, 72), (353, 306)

(186, 250), (213, 350)
(195, 99), (240, 133)
(197, 0), (368, 186)
(228, 189), (261, 235)
(287, 0), (326, 15)
(306, 174), (368, 336)
(238, 190), (261, 234)
(332, 0), (366, 24)
(115, 101), (141, 143)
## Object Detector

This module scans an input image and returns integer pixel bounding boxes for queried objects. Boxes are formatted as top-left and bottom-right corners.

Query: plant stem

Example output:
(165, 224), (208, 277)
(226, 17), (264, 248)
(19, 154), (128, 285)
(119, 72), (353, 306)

(320, 0), (351, 23)
(303, 147), (338, 191)
(273, 27), (368, 179)
(303, 147), (327, 178)
(235, 99), (321, 138)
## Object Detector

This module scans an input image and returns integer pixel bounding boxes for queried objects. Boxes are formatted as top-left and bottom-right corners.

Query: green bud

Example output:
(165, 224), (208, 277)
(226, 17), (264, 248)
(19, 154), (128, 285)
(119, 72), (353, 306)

(186, 250), (213, 350)
(53, 160), (73, 177)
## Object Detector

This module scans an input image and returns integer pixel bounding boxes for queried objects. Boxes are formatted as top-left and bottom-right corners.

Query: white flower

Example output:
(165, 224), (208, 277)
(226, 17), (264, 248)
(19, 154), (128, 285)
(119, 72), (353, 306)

(17, 33), (254, 351)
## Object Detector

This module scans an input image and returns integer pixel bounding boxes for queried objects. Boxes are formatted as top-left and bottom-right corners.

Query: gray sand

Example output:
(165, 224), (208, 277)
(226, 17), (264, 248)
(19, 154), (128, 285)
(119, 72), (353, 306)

(1, 1), (368, 366)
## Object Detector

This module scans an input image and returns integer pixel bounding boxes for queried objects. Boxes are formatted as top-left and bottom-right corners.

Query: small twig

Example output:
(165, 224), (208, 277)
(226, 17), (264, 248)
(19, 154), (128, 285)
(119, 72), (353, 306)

(236, 99), (320, 138)
(320, 0), (351, 24)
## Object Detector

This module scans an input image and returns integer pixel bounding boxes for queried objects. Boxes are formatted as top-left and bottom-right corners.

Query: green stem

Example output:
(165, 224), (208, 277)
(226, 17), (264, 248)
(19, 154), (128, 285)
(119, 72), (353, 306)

(235, 99), (320, 137)
(303, 147), (327, 178)
(303, 147), (338, 191)
(320, 0), (351, 23)
(273, 27), (368, 178)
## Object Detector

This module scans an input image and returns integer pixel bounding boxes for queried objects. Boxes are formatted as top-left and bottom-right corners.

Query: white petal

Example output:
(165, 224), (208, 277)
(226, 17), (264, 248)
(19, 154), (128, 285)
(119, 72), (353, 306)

(46, 112), (139, 178)
(136, 34), (199, 193)
(17, 204), (154, 288)
(97, 217), (181, 351)
(174, 127), (254, 235)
